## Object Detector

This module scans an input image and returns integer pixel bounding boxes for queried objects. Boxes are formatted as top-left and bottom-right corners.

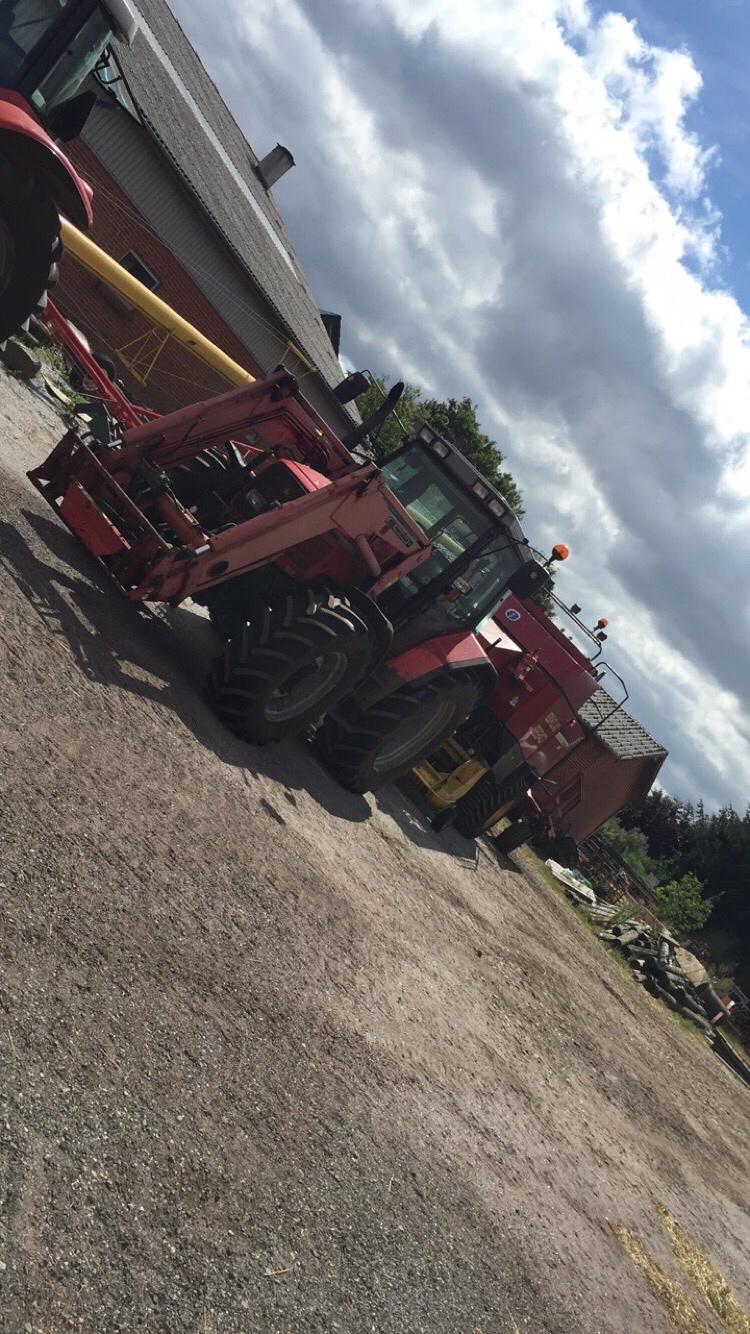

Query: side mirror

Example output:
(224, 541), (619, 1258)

(506, 558), (551, 600)
(333, 371), (369, 404)
(342, 381), (404, 450)
(49, 90), (98, 143)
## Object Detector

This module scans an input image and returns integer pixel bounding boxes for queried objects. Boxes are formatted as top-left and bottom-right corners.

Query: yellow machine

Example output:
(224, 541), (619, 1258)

(413, 740), (488, 811)
(412, 737), (521, 835)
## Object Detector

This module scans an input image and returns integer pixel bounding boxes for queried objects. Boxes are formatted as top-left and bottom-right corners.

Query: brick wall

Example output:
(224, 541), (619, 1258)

(530, 735), (652, 842)
(55, 139), (264, 413)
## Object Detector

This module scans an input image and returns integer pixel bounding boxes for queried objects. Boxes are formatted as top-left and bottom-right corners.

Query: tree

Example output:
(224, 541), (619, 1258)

(619, 790), (689, 862)
(652, 873), (712, 933)
(601, 817), (667, 882)
(617, 798), (750, 986)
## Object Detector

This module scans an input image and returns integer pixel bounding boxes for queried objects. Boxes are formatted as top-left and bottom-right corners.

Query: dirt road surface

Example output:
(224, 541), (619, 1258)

(0, 368), (748, 1333)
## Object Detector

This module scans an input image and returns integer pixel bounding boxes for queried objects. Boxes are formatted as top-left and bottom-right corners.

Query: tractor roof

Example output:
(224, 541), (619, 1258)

(413, 421), (530, 550)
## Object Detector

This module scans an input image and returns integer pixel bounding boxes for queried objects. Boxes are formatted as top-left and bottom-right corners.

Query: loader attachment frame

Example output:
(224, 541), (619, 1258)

(28, 369), (434, 607)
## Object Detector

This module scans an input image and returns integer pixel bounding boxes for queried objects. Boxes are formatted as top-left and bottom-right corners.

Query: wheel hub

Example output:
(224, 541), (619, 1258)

(373, 698), (457, 773)
(264, 651), (350, 722)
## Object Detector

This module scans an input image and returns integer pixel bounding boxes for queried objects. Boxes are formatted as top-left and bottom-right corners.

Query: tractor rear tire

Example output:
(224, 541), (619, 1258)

(452, 770), (528, 840)
(316, 672), (481, 794)
(0, 155), (60, 343)
(209, 587), (373, 743)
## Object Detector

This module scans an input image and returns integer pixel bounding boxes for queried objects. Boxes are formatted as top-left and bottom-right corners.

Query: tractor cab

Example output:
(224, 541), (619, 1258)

(377, 421), (547, 652)
(0, 0), (137, 124)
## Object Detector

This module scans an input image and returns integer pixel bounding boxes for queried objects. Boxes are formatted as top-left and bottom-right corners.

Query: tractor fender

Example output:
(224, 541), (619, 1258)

(0, 96), (93, 228)
(343, 587), (394, 667)
(356, 630), (496, 710)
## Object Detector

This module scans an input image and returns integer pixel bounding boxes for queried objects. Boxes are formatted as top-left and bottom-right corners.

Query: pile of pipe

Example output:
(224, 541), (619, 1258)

(584, 902), (724, 1036)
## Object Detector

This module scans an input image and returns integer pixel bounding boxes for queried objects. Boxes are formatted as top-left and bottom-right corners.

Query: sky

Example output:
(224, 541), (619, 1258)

(167, 0), (750, 812)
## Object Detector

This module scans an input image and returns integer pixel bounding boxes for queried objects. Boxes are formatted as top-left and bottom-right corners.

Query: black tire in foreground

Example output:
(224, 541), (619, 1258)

(452, 769), (529, 839)
(209, 588), (373, 743)
(316, 672), (481, 794)
(0, 154), (60, 343)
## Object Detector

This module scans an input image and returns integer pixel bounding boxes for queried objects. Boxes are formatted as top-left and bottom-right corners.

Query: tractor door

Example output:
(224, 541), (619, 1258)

(375, 441), (529, 654)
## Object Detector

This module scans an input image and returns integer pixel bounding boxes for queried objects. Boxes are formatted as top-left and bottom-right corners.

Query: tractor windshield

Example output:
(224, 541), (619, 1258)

(1, 0), (112, 115)
(380, 443), (524, 633)
(382, 447), (492, 565)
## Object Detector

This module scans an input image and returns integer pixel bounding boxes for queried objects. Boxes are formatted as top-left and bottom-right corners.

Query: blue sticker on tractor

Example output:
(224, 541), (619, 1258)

(505, 608), (521, 622)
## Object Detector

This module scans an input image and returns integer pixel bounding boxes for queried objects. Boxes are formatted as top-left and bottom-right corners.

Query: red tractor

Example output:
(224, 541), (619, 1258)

(28, 368), (555, 791)
(415, 587), (626, 847)
(0, 0), (138, 342)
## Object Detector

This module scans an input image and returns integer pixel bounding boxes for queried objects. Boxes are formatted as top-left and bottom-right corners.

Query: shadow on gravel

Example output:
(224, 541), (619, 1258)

(2, 507), (449, 834)
(376, 778), (481, 867)
(487, 843), (528, 877)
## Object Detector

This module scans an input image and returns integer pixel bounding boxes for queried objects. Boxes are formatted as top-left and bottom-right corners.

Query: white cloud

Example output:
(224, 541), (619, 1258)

(172, 0), (750, 807)
(583, 11), (712, 198)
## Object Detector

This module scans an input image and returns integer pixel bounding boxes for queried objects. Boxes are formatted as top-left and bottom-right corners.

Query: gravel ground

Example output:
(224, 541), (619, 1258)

(0, 367), (748, 1333)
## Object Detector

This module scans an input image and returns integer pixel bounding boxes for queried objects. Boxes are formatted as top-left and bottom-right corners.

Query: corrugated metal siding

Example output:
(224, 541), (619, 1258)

(83, 106), (293, 368)
(82, 105), (352, 434)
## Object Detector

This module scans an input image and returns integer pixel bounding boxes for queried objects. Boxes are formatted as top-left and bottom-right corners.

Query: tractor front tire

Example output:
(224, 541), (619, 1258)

(209, 588), (373, 743)
(0, 155), (60, 343)
(316, 672), (480, 794)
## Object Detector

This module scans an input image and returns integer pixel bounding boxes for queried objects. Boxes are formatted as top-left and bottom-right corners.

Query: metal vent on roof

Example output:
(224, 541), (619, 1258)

(320, 311), (342, 355)
(255, 145), (295, 189)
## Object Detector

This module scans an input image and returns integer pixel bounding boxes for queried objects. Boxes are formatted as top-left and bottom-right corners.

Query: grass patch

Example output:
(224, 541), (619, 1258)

(34, 338), (67, 376)
(612, 1223), (710, 1334)
(613, 1203), (750, 1333)
(656, 1204), (750, 1334)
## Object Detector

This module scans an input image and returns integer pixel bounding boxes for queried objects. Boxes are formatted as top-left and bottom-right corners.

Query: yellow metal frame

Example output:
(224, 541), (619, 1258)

(412, 737), (487, 810)
(59, 219), (255, 388)
(116, 326), (170, 385)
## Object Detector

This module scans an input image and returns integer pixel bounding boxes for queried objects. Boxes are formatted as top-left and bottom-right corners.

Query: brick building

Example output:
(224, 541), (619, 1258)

(530, 688), (668, 843)
(56, 0), (354, 429)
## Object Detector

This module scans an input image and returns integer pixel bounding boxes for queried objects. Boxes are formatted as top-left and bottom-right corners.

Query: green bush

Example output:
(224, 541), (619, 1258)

(651, 873), (712, 933)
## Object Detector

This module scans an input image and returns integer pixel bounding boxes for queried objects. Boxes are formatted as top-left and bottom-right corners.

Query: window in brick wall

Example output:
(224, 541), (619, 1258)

(119, 250), (160, 292)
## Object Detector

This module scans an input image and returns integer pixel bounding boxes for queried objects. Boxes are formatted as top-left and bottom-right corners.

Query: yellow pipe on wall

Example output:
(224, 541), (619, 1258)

(59, 218), (255, 388)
